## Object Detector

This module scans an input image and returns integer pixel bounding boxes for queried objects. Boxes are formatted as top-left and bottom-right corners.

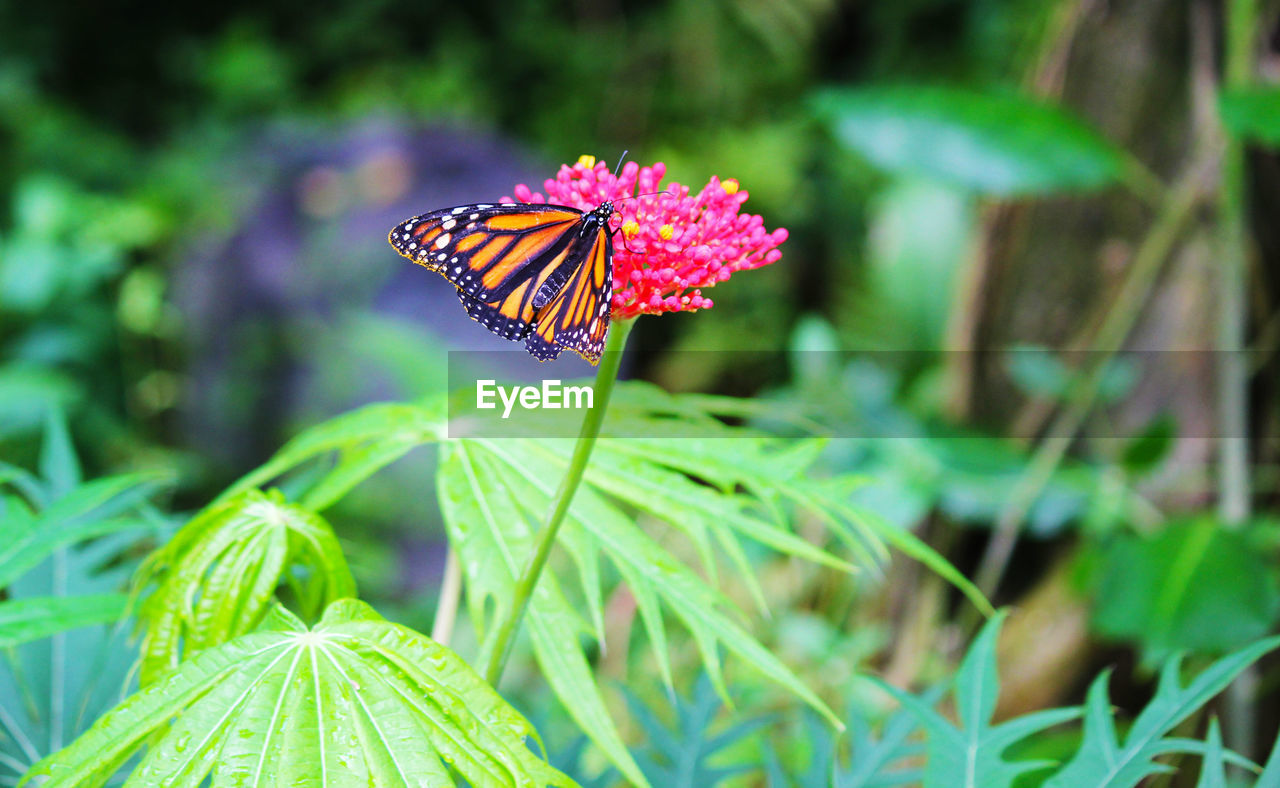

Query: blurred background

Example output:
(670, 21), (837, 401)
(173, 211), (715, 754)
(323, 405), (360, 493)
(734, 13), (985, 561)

(3, 0), (1280, 778)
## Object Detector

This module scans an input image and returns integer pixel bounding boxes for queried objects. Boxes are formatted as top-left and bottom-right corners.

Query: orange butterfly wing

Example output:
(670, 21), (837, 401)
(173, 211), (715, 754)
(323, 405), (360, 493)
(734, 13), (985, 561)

(389, 201), (614, 364)
(388, 203), (583, 303)
(524, 220), (613, 364)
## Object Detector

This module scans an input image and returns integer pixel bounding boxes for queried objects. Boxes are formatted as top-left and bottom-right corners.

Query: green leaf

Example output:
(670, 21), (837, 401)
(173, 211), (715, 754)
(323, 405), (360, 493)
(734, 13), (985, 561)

(432, 381), (987, 780)
(1259, 724), (1280, 788)
(855, 179), (973, 352)
(1046, 635), (1280, 787)
(874, 611), (1079, 788)
(0, 516), (153, 591)
(0, 469), (169, 589)
(1092, 519), (1280, 656)
(476, 439), (843, 728)
(836, 690), (934, 787)
(1194, 718), (1226, 788)
(0, 365), (80, 438)
(813, 85), (1125, 195)
(222, 386), (974, 784)
(0, 594), (128, 648)
(783, 687), (941, 787)
(438, 443), (649, 788)
(1219, 88), (1280, 146)
(1120, 414), (1177, 476)
(0, 471), (166, 783)
(1006, 346), (1073, 400)
(134, 489), (356, 685)
(1005, 346), (1138, 405)
(0, 461), (44, 504)
(221, 399), (445, 506)
(21, 599), (574, 788)
(38, 407), (81, 500)
(623, 675), (772, 787)
(591, 422), (959, 595)
(829, 500), (994, 617)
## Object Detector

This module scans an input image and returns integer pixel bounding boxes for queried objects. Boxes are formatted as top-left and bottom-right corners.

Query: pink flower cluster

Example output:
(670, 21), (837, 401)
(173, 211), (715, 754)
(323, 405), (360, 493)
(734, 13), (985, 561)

(504, 156), (788, 318)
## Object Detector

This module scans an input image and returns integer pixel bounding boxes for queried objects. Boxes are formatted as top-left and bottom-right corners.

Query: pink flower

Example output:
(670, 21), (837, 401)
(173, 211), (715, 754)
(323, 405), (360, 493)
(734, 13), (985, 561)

(504, 156), (788, 319)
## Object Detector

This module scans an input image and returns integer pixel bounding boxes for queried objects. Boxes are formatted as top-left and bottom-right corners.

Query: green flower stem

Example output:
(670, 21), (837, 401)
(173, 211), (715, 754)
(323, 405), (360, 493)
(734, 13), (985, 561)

(1220, 0), (1257, 764)
(430, 547), (462, 646)
(1218, 0), (1254, 529)
(482, 318), (635, 686)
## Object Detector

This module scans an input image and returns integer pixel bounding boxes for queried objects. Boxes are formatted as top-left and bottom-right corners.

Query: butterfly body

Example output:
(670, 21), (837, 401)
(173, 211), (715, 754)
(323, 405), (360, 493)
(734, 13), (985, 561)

(389, 200), (614, 364)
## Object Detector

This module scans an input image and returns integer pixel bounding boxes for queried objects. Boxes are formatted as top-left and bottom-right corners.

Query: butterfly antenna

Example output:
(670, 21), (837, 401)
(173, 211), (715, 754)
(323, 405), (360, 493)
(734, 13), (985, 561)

(613, 150), (629, 177)
(616, 189), (674, 204)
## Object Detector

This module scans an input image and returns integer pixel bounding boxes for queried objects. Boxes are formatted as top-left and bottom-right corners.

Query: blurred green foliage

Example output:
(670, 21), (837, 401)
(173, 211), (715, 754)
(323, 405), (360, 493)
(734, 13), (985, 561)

(1092, 519), (1280, 660)
(813, 85), (1126, 195)
(3, 0), (1280, 783)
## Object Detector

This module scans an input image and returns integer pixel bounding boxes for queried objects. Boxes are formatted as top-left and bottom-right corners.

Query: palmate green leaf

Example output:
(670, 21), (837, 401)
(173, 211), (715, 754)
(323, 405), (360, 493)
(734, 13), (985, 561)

(1045, 635), (1280, 788)
(593, 421), (988, 615)
(594, 436), (869, 569)
(783, 694), (929, 788)
(445, 436), (852, 788)
(229, 386), (970, 786)
(835, 688), (938, 787)
(21, 600), (574, 788)
(623, 675), (772, 788)
(0, 471), (170, 588)
(476, 440), (841, 728)
(873, 612), (1079, 788)
(438, 443), (648, 788)
(812, 85), (1125, 195)
(220, 398), (446, 509)
(579, 439), (853, 615)
(1, 529), (163, 780)
(0, 594), (128, 649)
(1, 420), (173, 785)
(133, 488), (356, 685)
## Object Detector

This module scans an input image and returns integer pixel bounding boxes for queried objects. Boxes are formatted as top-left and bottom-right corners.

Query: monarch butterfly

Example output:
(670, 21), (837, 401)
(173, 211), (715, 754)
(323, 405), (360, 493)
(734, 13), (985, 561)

(389, 200), (615, 364)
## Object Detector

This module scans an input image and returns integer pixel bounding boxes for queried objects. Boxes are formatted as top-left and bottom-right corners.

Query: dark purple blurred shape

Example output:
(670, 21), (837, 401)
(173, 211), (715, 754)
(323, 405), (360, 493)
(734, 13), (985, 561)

(173, 120), (599, 476)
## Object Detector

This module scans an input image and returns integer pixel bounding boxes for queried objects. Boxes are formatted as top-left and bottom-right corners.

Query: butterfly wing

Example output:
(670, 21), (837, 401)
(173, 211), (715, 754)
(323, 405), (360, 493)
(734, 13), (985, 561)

(524, 219), (613, 364)
(390, 200), (614, 364)
(455, 280), (540, 341)
(389, 203), (585, 303)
